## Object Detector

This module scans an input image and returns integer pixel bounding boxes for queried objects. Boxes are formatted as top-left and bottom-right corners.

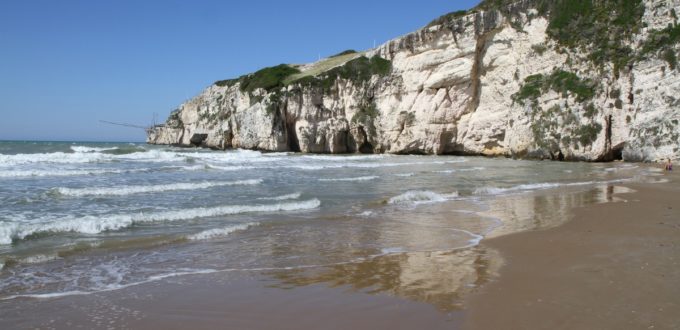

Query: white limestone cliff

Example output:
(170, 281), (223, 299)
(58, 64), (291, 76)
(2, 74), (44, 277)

(147, 0), (680, 162)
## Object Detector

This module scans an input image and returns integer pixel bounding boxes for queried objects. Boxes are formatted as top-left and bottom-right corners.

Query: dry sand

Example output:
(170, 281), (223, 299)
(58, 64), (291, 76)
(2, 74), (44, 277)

(465, 174), (680, 329)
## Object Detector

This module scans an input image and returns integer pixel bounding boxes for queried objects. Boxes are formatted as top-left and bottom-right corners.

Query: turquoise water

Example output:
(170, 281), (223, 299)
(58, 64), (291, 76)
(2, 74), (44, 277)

(0, 141), (654, 299)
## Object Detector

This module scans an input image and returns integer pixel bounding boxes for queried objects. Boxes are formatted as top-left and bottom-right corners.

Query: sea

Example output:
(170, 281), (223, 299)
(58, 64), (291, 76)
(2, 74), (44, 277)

(0, 140), (663, 300)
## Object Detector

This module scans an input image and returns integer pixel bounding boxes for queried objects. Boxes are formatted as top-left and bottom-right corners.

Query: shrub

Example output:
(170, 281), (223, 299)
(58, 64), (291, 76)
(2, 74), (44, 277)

(575, 123), (603, 146)
(513, 74), (544, 104)
(330, 50), (358, 58)
(583, 103), (598, 118)
(239, 64), (301, 93)
(352, 102), (379, 125)
(214, 78), (239, 87)
(531, 43), (548, 56)
(513, 70), (596, 105)
(426, 10), (469, 28)
(640, 24), (680, 56)
(663, 49), (678, 70)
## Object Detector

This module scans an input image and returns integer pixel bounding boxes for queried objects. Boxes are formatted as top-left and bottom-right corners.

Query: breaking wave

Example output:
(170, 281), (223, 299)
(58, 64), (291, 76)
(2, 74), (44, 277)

(70, 146), (119, 153)
(0, 199), (321, 245)
(318, 176), (379, 182)
(287, 159), (466, 170)
(54, 179), (262, 197)
(0, 148), (280, 167)
(258, 193), (302, 201)
(388, 190), (459, 204)
(187, 222), (259, 241)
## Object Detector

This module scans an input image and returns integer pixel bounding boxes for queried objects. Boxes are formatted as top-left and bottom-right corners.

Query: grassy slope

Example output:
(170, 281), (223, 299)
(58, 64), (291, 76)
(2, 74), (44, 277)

(284, 52), (365, 85)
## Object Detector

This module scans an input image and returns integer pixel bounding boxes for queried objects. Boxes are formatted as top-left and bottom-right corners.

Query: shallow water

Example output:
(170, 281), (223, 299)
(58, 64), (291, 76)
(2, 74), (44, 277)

(0, 140), (655, 299)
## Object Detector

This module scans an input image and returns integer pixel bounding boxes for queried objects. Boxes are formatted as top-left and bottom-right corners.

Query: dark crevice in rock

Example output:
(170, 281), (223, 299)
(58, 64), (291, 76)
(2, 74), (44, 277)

(222, 129), (233, 150)
(286, 122), (300, 152)
(468, 28), (501, 114)
(189, 133), (208, 147)
(598, 115), (624, 162)
(605, 114), (613, 152)
(357, 126), (374, 154)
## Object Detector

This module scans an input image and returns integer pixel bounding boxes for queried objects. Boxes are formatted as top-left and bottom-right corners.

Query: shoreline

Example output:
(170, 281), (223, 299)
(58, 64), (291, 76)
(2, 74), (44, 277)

(1, 168), (677, 329)
(465, 172), (680, 329)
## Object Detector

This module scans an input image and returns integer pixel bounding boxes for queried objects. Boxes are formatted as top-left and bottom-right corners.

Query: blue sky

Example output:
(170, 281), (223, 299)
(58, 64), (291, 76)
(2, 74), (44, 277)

(0, 0), (481, 142)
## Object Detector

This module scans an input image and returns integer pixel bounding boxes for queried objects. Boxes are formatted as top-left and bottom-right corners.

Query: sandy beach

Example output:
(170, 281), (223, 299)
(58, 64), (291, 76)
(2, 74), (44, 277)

(1, 170), (678, 329)
(466, 172), (680, 329)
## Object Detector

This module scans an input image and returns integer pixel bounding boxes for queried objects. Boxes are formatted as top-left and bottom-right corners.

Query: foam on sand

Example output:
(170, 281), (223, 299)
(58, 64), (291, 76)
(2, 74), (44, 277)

(473, 179), (630, 196)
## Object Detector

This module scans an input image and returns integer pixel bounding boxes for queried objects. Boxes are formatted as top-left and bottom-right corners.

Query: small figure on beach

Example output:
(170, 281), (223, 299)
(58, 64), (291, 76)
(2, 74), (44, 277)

(665, 159), (673, 171)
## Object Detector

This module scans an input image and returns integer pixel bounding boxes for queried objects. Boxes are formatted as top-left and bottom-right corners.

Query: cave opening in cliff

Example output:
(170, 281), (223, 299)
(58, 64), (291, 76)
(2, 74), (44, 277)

(611, 145), (624, 161)
(359, 141), (374, 154)
(189, 133), (208, 147)
(286, 122), (301, 152)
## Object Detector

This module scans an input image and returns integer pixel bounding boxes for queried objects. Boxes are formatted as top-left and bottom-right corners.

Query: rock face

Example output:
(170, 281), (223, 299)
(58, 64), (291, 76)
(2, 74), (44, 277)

(148, 0), (680, 162)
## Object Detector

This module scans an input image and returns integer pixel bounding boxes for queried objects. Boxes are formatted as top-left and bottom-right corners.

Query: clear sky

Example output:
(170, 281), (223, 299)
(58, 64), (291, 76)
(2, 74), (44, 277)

(0, 0), (481, 142)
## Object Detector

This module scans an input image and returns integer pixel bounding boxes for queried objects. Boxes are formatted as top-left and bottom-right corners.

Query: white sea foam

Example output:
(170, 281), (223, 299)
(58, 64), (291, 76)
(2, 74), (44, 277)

(435, 167), (485, 174)
(187, 222), (259, 241)
(258, 193), (302, 201)
(1, 268), (220, 300)
(0, 199), (321, 245)
(459, 229), (484, 247)
(205, 164), (256, 171)
(394, 173), (415, 177)
(459, 167), (486, 172)
(287, 160), (466, 170)
(380, 247), (406, 254)
(358, 210), (375, 217)
(0, 148), (276, 167)
(70, 146), (118, 153)
(20, 254), (61, 264)
(318, 176), (379, 182)
(183, 150), (280, 164)
(0, 165), (208, 178)
(388, 191), (459, 204)
(301, 155), (386, 161)
(55, 179), (262, 197)
(0, 152), (108, 166)
(0, 169), (122, 178)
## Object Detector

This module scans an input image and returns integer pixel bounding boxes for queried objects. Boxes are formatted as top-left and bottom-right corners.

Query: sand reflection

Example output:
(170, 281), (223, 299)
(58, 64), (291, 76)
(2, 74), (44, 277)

(263, 184), (635, 312)
(485, 185), (633, 238)
(264, 247), (502, 311)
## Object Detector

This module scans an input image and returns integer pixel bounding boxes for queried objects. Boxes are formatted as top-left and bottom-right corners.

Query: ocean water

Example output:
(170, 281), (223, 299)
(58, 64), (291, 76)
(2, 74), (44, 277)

(0, 140), (656, 300)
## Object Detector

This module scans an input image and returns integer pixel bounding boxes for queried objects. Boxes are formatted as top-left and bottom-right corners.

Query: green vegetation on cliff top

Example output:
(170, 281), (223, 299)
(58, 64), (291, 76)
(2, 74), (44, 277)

(214, 53), (392, 94)
(293, 55), (392, 92)
(215, 64), (301, 93)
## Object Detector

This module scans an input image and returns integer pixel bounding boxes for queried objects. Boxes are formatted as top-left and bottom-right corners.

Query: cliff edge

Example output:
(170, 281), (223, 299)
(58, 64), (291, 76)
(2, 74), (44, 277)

(148, 0), (680, 162)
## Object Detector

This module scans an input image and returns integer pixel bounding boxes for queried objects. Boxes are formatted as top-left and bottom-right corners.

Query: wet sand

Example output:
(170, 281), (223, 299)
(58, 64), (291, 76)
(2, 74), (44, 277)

(466, 174), (680, 329)
(0, 270), (462, 329)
